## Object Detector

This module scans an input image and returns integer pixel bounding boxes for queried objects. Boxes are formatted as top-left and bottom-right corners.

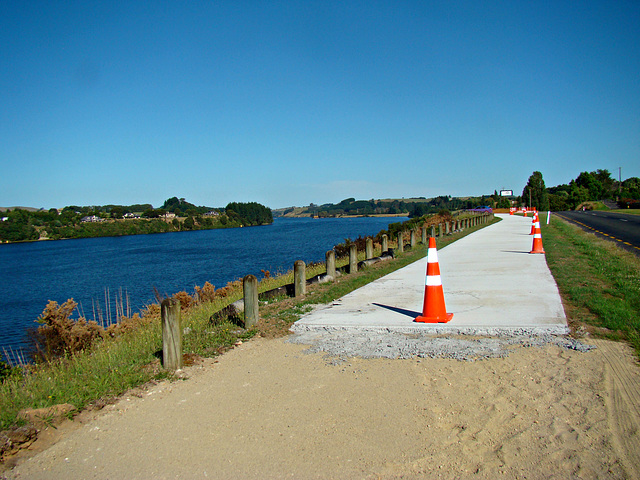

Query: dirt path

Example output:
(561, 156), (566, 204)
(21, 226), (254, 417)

(594, 339), (640, 478)
(5, 336), (640, 479)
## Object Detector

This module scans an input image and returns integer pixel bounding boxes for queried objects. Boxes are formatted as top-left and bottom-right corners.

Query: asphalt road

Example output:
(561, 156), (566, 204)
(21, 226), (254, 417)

(554, 210), (640, 256)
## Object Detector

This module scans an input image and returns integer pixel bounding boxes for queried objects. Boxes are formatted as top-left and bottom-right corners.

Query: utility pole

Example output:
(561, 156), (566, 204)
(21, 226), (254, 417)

(619, 167), (622, 198)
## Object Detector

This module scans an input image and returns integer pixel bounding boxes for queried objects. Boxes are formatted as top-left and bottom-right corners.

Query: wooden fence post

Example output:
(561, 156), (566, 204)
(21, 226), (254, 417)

(161, 298), (182, 370)
(349, 244), (358, 273)
(438, 223), (443, 238)
(325, 250), (336, 279)
(410, 230), (416, 249)
(243, 274), (259, 328)
(421, 226), (427, 245)
(430, 225), (436, 238)
(381, 234), (388, 253)
(294, 260), (306, 297)
(397, 232), (404, 253)
(365, 238), (373, 259)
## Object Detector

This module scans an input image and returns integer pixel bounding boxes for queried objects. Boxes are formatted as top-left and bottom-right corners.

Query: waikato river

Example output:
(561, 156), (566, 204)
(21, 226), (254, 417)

(0, 216), (407, 354)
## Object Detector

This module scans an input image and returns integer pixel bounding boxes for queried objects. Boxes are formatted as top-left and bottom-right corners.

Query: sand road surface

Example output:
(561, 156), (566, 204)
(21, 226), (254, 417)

(5, 335), (640, 479)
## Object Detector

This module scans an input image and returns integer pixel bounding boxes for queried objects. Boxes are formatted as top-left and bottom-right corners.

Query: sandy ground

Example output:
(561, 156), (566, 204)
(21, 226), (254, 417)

(4, 335), (640, 480)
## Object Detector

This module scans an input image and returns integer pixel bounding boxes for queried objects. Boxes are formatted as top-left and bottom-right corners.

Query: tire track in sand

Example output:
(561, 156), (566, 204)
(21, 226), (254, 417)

(594, 339), (640, 478)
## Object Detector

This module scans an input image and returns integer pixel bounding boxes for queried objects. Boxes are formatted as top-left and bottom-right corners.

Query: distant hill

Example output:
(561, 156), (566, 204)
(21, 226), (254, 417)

(0, 206), (45, 213)
(273, 195), (507, 219)
(273, 197), (449, 218)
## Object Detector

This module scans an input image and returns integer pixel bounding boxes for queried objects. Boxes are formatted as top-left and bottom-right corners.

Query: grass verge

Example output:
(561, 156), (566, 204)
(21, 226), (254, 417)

(0, 305), (255, 432)
(541, 213), (640, 355)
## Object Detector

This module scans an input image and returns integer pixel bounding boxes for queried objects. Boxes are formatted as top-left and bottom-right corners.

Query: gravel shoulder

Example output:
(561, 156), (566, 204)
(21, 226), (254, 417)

(5, 334), (640, 479)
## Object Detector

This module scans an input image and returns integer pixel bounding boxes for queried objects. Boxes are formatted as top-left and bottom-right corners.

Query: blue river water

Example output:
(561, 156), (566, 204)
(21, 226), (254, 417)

(0, 216), (406, 354)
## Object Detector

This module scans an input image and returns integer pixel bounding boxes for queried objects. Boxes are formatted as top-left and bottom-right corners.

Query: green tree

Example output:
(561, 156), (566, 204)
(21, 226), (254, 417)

(575, 171), (603, 200)
(225, 202), (273, 226)
(496, 197), (511, 209)
(142, 209), (161, 218)
(548, 191), (569, 211)
(620, 177), (640, 199)
(183, 216), (195, 230)
(110, 206), (124, 219)
(594, 169), (615, 198)
(522, 171), (549, 211)
(568, 183), (590, 208)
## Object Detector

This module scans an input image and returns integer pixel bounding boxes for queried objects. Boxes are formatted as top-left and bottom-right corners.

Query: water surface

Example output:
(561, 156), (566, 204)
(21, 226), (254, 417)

(0, 216), (406, 353)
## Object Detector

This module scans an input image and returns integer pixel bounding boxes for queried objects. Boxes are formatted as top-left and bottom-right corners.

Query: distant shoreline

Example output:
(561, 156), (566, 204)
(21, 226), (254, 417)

(282, 213), (410, 219)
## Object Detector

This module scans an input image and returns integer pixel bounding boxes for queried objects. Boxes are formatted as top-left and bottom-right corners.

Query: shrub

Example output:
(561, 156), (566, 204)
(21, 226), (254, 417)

(29, 299), (104, 362)
(194, 281), (216, 303)
(173, 291), (195, 311)
(105, 313), (150, 337)
(334, 236), (369, 257)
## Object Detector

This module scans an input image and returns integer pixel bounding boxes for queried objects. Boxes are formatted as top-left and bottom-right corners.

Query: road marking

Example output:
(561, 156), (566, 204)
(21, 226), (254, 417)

(555, 213), (640, 254)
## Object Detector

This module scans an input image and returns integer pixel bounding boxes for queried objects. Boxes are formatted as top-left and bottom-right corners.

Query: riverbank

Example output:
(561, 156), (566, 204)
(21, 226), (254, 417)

(279, 212), (410, 219)
(0, 200), (272, 243)
(0, 216), (274, 244)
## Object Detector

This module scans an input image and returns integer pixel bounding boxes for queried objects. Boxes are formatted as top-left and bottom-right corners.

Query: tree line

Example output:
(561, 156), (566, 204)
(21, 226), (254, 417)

(0, 199), (273, 243)
(522, 169), (640, 212)
(285, 195), (513, 219)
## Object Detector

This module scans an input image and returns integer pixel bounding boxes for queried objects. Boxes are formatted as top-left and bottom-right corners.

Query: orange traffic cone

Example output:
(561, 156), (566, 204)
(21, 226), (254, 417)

(415, 237), (453, 323)
(530, 212), (537, 235)
(530, 217), (545, 254)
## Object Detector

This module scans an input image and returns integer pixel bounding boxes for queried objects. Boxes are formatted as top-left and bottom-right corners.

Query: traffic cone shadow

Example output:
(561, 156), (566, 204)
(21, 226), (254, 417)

(415, 237), (453, 323)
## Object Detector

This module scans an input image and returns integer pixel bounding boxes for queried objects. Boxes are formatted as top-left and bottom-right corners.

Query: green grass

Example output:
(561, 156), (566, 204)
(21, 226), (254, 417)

(0, 302), (256, 431)
(616, 208), (640, 215)
(541, 213), (640, 354)
(0, 322), (163, 430)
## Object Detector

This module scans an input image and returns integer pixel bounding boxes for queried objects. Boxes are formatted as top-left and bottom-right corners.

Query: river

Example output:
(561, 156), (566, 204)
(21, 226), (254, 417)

(0, 216), (406, 355)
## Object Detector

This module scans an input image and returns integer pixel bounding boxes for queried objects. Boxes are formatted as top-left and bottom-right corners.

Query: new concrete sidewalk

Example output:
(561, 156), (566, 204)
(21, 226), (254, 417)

(292, 214), (568, 336)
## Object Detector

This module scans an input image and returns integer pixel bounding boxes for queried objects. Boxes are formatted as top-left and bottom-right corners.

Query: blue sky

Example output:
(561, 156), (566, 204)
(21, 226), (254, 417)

(1, 1), (638, 209)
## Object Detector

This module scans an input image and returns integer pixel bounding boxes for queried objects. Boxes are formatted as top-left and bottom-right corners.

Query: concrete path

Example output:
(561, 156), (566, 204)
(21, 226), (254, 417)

(293, 214), (568, 336)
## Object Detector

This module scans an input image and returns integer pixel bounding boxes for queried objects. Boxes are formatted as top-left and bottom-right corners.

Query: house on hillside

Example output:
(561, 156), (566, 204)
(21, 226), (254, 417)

(81, 215), (104, 223)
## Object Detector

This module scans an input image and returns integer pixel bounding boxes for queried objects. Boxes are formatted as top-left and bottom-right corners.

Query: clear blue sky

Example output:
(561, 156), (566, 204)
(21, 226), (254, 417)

(1, 1), (638, 209)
